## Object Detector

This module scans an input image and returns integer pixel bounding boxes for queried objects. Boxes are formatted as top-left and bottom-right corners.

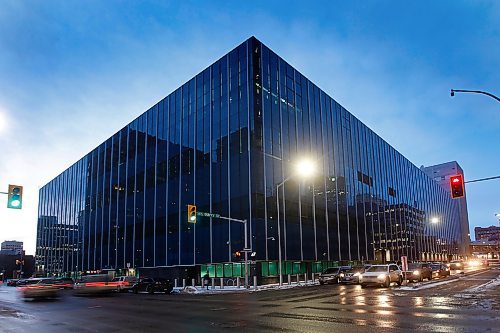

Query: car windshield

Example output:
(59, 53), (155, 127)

(347, 267), (364, 273)
(430, 264), (441, 269)
(322, 268), (340, 274)
(366, 266), (388, 272)
(408, 263), (422, 269)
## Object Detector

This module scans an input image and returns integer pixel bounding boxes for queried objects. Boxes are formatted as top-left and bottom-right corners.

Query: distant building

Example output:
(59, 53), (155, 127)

(0, 253), (35, 280)
(0, 240), (23, 255)
(474, 225), (500, 241)
(421, 161), (470, 256)
(469, 240), (500, 260)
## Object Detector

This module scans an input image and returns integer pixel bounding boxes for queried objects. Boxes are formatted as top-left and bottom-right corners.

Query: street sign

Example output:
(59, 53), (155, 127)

(196, 211), (221, 218)
(126, 262), (130, 268)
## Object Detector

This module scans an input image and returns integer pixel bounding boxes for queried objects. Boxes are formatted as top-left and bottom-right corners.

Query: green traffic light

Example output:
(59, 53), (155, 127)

(7, 184), (23, 209)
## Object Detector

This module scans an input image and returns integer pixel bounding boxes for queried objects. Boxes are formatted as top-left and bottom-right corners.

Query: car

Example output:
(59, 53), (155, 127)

(406, 262), (433, 282)
(447, 260), (464, 270)
(112, 276), (138, 292)
(359, 264), (403, 288)
(6, 279), (19, 286)
(318, 267), (350, 285)
(430, 262), (450, 278)
(53, 277), (75, 289)
(340, 266), (365, 284)
(73, 274), (119, 296)
(131, 278), (173, 294)
(17, 278), (60, 300)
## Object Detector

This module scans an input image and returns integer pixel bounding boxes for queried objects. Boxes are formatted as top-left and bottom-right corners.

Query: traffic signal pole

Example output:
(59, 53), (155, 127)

(217, 216), (250, 288)
(464, 175), (500, 184)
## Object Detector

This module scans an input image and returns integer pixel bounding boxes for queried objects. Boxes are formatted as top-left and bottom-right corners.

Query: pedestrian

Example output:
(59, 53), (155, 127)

(203, 271), (210, 290)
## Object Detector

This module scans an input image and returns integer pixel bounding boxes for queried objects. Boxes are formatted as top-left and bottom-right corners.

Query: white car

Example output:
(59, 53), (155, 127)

(112, 276), (138, 292)
(359, 264), (403, 288)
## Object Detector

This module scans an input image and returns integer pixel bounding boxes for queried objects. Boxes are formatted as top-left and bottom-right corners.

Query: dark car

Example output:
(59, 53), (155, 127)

(131, 278), (173, 294)
(318, 267), (350, 285)
(406, 262), (432, 282)
(6, 279), (19, 286)
(430, 263), (450, 278)
(340, 266), (365, 284)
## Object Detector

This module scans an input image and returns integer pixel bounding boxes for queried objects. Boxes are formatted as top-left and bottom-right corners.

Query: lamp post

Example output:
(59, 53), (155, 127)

(276, 159), (316, 286)
(450, 89), (500, 102)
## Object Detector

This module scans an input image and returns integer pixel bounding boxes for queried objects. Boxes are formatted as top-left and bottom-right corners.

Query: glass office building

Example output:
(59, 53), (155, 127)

(36, 37), (466, 278)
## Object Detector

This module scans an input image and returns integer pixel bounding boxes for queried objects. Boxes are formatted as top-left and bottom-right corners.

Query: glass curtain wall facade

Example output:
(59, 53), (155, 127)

(36, 37), (463, 277)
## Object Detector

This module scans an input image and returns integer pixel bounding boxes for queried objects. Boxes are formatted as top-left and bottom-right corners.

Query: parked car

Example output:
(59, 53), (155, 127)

(319, 267), (350, 285)
(406, 262), (433, 282)
(359, 264), (403, 288)
(112, 276), (138, 292)
(53, 277), (75, 289)
(430, 263), (450, 278)
(73, 274), (118, 296)
(18, 278), (60, 300)
(340, 266), (365, 284)
(131, 278), (173, 294)
(447, 260), (464, 270)
(6, 279), (19, 286)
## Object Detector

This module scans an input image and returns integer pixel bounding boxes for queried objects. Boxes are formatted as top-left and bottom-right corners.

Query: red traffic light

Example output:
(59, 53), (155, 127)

(449, 175), (464, 199)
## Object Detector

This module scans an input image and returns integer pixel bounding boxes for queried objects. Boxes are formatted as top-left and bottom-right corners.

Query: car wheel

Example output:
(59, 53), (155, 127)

(384, 277), (390, 288)
(133, 288), (138, 294)
(147, 286), (154, 294)
(397, 276), (403, 286)
(361, 284), (366, 289)
(319, 281), (324, 285)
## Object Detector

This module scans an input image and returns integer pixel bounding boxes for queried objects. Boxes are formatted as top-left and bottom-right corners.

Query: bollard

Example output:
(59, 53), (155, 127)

(237, 277), (240, 288)
(288, 274), (291, 285)
(253, 276), (257, 290)
(174, 278), (178, 288)
(192, 278), (195, 287)
(182, 278), (186, 288)
(296, 274), (300, 285)
(304, 273), (308, 284)
(211, 278), (215, 289)
(220, 278), (224, 289)
(312, 273), (315, 282)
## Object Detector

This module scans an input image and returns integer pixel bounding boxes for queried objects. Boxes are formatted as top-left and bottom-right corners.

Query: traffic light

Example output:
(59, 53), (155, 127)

(7, 184), (23, 209)
(234, 251), (241, 258)
(187, 204), (197, 223)
(449, 175), (464, 199)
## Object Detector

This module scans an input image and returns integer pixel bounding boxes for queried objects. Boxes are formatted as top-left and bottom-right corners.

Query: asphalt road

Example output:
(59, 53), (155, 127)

(0, 268), (498, 333)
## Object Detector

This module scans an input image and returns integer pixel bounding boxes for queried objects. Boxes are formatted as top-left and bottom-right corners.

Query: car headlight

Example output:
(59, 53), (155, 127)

(353, 272), (360, 277)
(456, 263), (461, 267)
(339, 273), (344, 278)
(359, 274), (363, 280)
(377, 274), (386, 280)
(413, 271), (420, 275)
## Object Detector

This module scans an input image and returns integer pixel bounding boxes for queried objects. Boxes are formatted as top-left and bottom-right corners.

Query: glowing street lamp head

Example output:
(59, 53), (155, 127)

(295, 159), (315, 178)
(430, 217), (439, 224)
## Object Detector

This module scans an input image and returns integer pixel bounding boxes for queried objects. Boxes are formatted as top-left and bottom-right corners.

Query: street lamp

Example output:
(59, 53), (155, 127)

(430, 217), (439, 224)
(450, 89), (500, 102)
(276, 158), (316, 286)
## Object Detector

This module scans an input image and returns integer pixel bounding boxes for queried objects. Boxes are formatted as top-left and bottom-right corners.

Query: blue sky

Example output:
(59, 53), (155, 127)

(0, 1), (498, 254)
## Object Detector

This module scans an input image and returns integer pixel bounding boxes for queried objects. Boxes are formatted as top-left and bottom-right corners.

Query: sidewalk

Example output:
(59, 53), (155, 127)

(174, 279), (320, 295)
